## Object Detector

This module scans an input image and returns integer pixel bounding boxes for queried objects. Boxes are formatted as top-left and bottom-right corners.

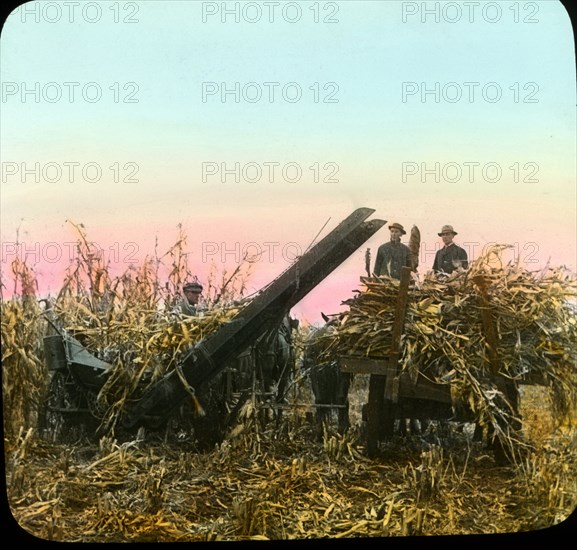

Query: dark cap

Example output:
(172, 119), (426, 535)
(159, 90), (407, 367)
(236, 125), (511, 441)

(183, 282), (203, 293)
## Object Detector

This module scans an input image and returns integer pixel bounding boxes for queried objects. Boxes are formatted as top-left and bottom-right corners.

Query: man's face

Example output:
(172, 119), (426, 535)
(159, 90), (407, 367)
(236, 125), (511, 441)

(389, 228), (402, 242)
(441, 232), (454, 246)
(184, 290), (201, 305)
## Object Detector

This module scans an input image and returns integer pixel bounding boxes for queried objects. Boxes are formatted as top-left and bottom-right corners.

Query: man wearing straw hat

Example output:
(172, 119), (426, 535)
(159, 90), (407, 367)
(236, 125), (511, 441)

(433, 225), (469, 275)
(373, 222), (413, 280)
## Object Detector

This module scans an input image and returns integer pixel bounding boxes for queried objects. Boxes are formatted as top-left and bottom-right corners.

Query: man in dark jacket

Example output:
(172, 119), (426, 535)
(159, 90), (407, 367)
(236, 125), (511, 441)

(373, 222), (413, 280)
(179, 281), (204, 316)
(432, 225), (468, 275)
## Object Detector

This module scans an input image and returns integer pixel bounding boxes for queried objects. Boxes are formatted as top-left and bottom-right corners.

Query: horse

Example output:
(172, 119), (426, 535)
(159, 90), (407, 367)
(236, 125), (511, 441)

(303, 312), (422, 440)
(221, 313), (298, 425)
(253, 314), (298, 418)
(303, 313), (352, 436)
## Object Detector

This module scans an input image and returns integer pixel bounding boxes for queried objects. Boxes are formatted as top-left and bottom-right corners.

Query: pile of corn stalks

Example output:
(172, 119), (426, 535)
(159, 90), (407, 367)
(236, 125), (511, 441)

(48, 292), (244, 433)
(8, 407), (577, 541)
(319, 245), (577, 451)
(2, 222), (254, 442)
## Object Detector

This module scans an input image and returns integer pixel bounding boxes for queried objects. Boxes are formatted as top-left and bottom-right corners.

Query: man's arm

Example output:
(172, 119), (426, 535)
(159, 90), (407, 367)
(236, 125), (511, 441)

(403, 244), (414, 271)
(458, 246), (469, 269)
(373, 247), (383, 275)
(432, 250), (441, 273)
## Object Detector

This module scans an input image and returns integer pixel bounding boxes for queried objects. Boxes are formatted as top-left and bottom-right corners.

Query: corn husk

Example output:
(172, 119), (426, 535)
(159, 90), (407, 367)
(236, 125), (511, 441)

(319, 245), (577, 453)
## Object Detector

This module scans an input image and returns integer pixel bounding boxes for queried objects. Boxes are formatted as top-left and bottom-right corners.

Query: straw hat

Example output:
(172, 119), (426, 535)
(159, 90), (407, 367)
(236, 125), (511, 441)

(438, 225), (457, 236)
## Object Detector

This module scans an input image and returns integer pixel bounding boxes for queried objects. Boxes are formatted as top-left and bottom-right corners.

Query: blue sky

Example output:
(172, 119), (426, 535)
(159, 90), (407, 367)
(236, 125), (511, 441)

(1, 0), (575, 322)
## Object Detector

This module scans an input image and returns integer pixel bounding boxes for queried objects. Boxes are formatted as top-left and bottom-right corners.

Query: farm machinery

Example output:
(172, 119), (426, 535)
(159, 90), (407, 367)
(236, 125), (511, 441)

(39, 207), (387, 446)
(39, 207), (563, 462)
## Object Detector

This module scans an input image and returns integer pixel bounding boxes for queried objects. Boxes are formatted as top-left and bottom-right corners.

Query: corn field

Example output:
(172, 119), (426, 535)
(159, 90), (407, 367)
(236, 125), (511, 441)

(2, 229), (577, 542)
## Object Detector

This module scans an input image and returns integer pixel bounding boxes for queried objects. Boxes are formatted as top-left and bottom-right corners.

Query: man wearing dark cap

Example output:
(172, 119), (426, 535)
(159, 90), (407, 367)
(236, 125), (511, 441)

(180, 282), (204, 316)
(373, 222), (413, 280)
(432, 225), (468, 275)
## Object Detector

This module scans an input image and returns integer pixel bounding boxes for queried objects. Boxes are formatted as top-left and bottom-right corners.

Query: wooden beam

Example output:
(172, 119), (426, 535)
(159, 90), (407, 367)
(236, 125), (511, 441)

(338, 356), (389, 375)
(385, 266), (412, 402)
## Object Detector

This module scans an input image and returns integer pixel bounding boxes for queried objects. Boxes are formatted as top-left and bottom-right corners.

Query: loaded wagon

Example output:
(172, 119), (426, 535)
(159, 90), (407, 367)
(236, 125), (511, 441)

(337, 265), (552, 463)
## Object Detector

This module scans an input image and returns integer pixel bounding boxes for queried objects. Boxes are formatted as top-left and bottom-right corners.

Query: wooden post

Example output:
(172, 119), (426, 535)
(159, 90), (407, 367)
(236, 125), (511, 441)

(472, 275), (500, 376)
(367, 375), (385, 458)
(366, 266), (412, 456)
(473, 274), (520, 463)
(384, 266), (412, 402)
(473, 275), (516, 405)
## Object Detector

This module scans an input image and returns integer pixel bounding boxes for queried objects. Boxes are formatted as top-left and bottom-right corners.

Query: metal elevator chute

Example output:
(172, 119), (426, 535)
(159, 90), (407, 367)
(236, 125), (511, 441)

(121, 207), (386, 429)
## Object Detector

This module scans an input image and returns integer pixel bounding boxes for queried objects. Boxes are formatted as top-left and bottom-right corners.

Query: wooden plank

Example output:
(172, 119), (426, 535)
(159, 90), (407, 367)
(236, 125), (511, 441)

(472, 275), (500, 376)
(340, 364), (452, 404)
(390, 266), (412, 356)
(338, 356), (389, 375)
(473, 276), (519, 387)
(473, 274), (521, 435)
(363, 268), (414, 457)
(367, 375), (385, 458)
(398, 374), (452, 404)
(385, 266), (412, 402)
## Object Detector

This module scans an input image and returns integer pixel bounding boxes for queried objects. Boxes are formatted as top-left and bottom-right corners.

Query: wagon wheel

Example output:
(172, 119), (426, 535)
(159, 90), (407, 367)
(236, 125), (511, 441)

(38, 371), (64, 441)
(380, 400), (396, 440)
(38, 370), (80, 442)
(191, 376), (229, 451)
